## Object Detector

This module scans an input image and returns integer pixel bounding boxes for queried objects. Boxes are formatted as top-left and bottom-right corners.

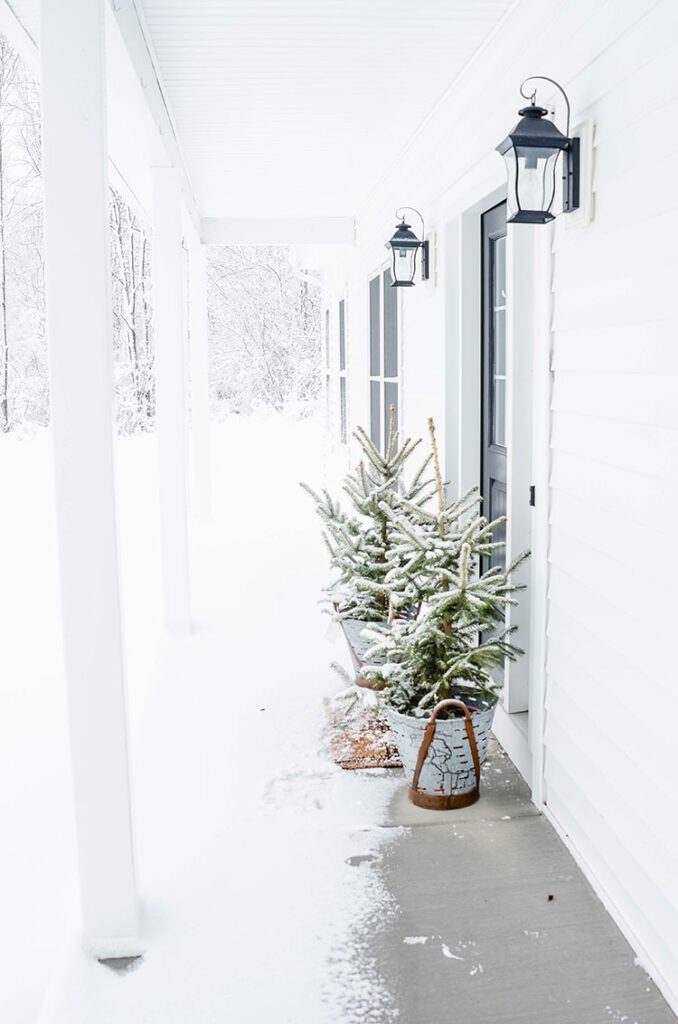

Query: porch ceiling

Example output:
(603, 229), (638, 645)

(137, 0), (514, 220)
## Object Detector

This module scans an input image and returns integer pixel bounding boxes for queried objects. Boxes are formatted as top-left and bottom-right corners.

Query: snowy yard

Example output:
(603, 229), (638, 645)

(1, 413), (403, 1023)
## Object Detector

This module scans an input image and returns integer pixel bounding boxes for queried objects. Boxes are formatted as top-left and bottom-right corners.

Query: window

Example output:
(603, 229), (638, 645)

(338, 299), (347, 444)
(369, 268), (399, 453)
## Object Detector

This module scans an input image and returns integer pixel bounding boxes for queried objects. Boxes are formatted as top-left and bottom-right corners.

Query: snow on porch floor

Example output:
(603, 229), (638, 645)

(36, 413), (676, 1024)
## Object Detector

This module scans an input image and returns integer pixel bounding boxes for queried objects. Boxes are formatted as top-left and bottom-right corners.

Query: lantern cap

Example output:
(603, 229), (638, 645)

(389, 220), (421, 248)
(496, 102), (570, 155)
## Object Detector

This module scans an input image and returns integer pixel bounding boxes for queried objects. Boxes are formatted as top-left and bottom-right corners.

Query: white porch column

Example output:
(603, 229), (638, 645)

(39, 0), (138, 947)
(187, 229), (212, 518)
(153, 168), (192, 634)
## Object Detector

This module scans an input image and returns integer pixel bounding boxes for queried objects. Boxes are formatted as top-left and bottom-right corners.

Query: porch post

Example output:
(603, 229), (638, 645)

(39, 0), (138, 947)
(187, 228), (212, 518)
(153, 168), (192, 633)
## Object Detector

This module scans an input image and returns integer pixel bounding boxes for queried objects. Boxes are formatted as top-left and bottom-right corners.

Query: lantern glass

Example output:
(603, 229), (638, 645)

(392, 243), (417, 286)
(506, 144), (561, 222)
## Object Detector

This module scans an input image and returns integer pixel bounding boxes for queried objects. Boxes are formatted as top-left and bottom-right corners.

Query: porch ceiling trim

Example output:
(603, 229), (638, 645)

(201, 217), (355, 246)
(112, 0), (200, 230)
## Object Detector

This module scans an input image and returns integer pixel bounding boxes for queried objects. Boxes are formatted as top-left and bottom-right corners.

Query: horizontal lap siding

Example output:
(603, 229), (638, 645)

(545, 0), (678, 999)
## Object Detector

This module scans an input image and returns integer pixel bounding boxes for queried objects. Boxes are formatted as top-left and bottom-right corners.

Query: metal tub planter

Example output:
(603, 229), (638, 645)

(385, 697), (497, 809)
(338, 618), (386, 689)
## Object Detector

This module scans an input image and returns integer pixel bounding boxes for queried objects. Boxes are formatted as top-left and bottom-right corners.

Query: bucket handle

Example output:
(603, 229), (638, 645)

(410, 698), (481, 801)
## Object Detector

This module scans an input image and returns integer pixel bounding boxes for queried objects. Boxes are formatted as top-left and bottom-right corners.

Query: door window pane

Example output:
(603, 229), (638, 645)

(369, 276), (380, 376)
(493, 309), (506, 377)
(383, 269), (398, 378)
(489, 480), (506, 568)
(384, 382), (398, 454)
(492, 379), (505, 447)
(493, 235), (506, 306)
(370, 380), (381, 449)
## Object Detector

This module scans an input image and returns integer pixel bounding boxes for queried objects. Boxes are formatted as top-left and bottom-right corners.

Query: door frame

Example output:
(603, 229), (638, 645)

(444, 184), (551, 803)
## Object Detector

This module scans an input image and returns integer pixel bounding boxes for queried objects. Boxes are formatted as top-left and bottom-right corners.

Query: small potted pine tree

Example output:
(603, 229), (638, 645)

(302, 407), (434, 683)
(362, 420), (528, 808)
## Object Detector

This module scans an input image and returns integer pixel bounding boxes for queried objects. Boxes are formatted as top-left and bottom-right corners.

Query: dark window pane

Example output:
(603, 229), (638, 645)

(324, 309), (330, 370)
(370, 380), (381, 450)
(384, 381), (398, 455)
(369, 276), (380, 376)
(339, 300), (346, 371)
(492, 378), (506, 447)
(383, 268), (398, 378)
(493, 309), (506, 377)
(340, 377), (347, 444)
(489, 480), (506, 569)
(493, 235), (506, 306)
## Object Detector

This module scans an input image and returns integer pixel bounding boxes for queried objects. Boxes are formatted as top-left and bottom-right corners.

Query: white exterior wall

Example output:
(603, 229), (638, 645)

(321, 0), (678, 1009)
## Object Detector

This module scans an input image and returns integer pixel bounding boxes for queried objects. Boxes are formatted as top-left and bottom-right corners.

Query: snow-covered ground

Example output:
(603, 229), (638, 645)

(1, 413), (404, 1023)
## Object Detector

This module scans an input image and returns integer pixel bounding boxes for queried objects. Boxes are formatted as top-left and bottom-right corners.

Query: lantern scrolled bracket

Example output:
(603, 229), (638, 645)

(497, 76), (580, 223)
(387, 207), (430, 287)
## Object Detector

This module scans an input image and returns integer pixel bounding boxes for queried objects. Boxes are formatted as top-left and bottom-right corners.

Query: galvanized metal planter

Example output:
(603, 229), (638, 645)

(386, 697), (496, 809)
(338, 618), (386, 690)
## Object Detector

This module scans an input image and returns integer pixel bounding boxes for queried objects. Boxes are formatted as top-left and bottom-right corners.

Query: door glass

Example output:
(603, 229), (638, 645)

(490, 235), (507, 448)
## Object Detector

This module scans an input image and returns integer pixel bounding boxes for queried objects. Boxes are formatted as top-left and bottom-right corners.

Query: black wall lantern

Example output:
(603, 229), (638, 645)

(387, 208), (429, 286)
(497, 76), (580, 224)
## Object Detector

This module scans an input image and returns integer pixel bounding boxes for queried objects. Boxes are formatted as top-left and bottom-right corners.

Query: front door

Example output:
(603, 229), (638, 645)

(481, 201), (508, 678)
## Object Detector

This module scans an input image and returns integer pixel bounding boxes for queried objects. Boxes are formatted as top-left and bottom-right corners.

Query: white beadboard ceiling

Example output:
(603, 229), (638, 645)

(138, 0), (514, 219)
(6, 0), (514, 220)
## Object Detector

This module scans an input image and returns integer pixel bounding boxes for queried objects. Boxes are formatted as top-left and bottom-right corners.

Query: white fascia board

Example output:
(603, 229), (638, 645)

(201, 217), (355, 246)
(110, 0), (201, 233)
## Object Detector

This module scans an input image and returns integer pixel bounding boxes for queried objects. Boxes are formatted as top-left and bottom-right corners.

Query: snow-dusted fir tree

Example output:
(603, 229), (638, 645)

(362, 418), (529, 711)
(339, 407), (435, 617)
(302, 406), (435, 621)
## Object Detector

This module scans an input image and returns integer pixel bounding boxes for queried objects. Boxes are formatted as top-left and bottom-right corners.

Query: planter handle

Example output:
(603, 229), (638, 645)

(410, 698), (482, 810)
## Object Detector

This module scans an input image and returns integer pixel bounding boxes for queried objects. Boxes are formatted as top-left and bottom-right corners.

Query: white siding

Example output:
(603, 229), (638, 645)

(325, 0), (678, 1009)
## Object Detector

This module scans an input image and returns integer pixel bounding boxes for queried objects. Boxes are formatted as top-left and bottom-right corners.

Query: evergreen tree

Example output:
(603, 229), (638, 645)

(302, 406), (435, 621)
(362, 418), (529, 712)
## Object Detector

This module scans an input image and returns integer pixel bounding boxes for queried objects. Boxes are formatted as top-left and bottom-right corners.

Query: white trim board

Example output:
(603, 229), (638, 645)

(201, 217), (355, 246)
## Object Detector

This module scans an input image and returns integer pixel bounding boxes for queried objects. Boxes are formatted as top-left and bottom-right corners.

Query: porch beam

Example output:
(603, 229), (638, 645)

(153, 167), (192, 634)
(39, 0), (138, 948)
(201, 217), (355, 246)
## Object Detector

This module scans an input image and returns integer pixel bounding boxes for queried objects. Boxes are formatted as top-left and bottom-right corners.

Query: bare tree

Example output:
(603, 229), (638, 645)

(109, 188), (154, 433)
(207, 245), (322, 417)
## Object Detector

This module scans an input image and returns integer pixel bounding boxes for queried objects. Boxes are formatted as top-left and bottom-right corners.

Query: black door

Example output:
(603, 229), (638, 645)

(481, 201), (507, 572)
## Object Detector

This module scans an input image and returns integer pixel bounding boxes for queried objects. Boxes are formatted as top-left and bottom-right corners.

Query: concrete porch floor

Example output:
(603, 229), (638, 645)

(352, 745), (677, 1024)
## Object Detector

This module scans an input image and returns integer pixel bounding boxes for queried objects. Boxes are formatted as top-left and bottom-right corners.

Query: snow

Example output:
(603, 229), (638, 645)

(1, 411), (406, 1024)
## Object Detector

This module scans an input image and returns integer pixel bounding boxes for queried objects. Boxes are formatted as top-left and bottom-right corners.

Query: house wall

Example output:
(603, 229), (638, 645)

(320, 0), (678, 1010)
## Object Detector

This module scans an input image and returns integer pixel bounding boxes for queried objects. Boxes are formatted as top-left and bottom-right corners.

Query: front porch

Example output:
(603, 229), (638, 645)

(19, 416), (672, 1024)
(2, 0), (677, 1019)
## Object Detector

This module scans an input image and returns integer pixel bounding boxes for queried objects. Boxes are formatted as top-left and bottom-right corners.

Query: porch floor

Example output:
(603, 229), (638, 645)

(372, 752), (676, 1023)
(37, 414), (676, 1024)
